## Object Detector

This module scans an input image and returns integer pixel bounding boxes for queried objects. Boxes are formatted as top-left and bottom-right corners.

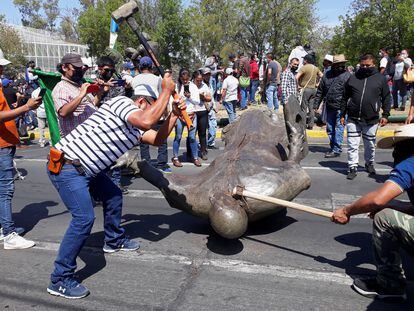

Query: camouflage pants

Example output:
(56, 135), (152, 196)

(373, 208), (414, 289)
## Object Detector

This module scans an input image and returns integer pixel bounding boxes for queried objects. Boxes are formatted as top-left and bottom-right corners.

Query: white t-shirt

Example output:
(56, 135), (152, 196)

(380, 57), (388, 69)
(178, 81), (199, 113)
(194, 82), (211, 112)
(394, 62), (405, 80)
(222, 75), (239, 102)
(131, 73), (162, 99)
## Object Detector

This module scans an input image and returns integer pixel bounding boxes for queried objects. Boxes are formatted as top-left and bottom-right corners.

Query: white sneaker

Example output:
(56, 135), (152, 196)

(4, 232), (35, 250)
(0, 228), (3, 241)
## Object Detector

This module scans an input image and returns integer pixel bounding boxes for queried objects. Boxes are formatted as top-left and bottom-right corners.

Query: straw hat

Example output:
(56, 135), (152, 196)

(332, 54), (347, 64)
(377, 124), (414, 149)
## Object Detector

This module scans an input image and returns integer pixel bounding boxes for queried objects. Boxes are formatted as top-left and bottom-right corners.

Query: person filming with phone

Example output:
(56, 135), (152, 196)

(52, 53), (104, 138)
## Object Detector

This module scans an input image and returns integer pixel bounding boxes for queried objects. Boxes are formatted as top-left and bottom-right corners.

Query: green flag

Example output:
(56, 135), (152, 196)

(32, 69), (61, 146)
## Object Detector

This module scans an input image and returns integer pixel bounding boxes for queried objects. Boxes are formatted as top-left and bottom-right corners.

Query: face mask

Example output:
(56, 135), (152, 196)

(72, 68), (84, 83)
(101, 71), (113, 82)
(379, 52), (383, 57)
(401, 53), (408, 59)
(291, 66), (298, 72)
(358, 67), (375, 76)
(332, 65), (345, 72)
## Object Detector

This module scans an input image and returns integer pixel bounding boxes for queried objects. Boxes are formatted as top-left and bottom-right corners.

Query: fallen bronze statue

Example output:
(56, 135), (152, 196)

(129, 96), (312, 239)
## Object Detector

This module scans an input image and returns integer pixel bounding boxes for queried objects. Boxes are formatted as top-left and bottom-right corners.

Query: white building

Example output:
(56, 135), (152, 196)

(10, 24), (90, 72)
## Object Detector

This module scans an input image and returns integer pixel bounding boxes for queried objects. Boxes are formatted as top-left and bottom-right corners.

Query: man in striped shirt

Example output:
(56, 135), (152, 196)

(46, 74), (184, 299)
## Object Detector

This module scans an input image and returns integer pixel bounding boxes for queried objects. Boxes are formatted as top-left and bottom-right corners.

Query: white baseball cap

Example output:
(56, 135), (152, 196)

(0, 49), (11, 66)
(324, 54), (333, 63)
(377, 124), (414, 149)
(225, 68), (233, 75)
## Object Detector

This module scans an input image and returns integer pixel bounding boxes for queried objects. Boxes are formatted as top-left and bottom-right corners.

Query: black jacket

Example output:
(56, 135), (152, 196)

(341, 68), (391, 125)
(314, 69), (351, 110)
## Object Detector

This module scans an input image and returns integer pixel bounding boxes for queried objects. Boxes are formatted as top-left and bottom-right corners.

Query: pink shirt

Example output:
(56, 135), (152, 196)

(52, 77), (96, 137)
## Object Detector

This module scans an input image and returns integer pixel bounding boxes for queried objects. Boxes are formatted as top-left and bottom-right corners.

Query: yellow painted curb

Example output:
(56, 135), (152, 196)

(29, 128), (396, 141)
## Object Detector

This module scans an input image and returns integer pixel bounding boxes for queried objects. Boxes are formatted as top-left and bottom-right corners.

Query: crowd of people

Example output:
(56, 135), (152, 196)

(1, 43), (414, 302)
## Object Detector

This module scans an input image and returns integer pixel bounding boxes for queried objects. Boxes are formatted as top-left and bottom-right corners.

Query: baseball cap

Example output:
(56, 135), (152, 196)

(1, 78), (12, 87)
(60, 53), (85, 67)
(139, 56), (153, 68)
(324, 54), (333, 63)
(123, 61), (134, 70)
(0, 49), (11, 66)
(225, 68), (233, 75)
(202, 68), (212, 75)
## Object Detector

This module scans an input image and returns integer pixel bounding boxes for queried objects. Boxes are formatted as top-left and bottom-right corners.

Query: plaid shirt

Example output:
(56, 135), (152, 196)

(281, 67), (298, 105)
(52, 77), (97, 137)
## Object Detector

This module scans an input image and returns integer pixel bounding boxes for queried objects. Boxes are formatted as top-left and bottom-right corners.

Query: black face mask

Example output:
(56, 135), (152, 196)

(100, 69), (114, 82)
(332, 66), (345, 73)
(358, 67), (375, 77)
(291, 66), (298, 72)
(72, 68), (84, 83)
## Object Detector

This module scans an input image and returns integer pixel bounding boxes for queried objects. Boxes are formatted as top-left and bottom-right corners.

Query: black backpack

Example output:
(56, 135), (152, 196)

(385, 56), (395, 77)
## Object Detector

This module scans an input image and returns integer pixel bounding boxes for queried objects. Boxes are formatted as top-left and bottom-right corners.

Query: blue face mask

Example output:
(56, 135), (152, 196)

(130, 69), (135, 77)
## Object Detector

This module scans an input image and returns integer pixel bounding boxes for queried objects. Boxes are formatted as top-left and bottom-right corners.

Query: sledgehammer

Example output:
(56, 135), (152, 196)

(232, 185), (333, 218)
(111, 1), (194, 131)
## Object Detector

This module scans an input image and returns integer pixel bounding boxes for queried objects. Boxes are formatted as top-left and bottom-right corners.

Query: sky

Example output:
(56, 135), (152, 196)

(0, 0), (354, 27)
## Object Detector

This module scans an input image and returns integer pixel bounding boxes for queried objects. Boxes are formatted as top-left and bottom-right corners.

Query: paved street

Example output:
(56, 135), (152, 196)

(1, 138), (413, 311)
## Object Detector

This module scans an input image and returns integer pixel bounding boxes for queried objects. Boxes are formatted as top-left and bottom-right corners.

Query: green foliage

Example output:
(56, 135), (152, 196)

(13, 0), (59, 30)
(331, 0), (414, 64)
(0, 20), (26, 77)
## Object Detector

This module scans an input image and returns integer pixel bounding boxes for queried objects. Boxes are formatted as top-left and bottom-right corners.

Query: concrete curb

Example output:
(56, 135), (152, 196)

(28, 128), (395, 140)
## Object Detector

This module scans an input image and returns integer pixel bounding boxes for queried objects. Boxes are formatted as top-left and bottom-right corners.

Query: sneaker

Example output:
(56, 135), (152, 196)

(201, 152), (208, 161)
(103, 239), (140, 253)
(325, 152), (340, 159)
(365, 162), (376, 176)
(159, 166), (172, 174)
(347, 167), (358, 180)
(47, 279), (90, 299)
(3, 232), (35, 249)
(120, 186), (129, 195)
(0, 227), (24, 241)
(352, 277), (406, 300)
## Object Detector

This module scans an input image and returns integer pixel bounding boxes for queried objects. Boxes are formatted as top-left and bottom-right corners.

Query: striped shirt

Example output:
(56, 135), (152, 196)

(52, 77), (97, 137)
(55, 96), (143, 176)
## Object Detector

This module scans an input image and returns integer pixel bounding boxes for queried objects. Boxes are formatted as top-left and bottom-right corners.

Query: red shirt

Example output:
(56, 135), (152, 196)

(250, 60), (259, 80)
(0, 86), (20, 148)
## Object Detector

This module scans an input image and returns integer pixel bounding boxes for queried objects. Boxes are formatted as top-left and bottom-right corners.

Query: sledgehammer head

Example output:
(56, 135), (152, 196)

(111, 0), (139, 24)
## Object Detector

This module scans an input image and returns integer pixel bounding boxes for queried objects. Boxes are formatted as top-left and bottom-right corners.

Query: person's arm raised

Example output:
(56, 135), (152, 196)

(58, 83), (90, 117)
(127, 73), (176, 131)
(141, 99), (185, 146)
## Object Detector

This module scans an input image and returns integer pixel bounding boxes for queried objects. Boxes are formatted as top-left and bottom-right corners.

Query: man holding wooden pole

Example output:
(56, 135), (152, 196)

(331, 124), (414, 301)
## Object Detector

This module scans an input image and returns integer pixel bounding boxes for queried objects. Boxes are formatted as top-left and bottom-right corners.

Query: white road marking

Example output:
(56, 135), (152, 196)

(14, 158), (392, 173)
(34, 241), (353, 286)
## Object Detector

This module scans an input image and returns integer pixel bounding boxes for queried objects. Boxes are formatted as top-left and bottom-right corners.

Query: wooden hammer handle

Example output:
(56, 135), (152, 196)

(232, 187), (333, 218)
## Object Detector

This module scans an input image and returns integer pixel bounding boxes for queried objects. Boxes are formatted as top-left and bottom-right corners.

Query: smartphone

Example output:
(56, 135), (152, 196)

(38, 88), (47, 97)
(113, 79), (126, 87)
(184, 84), (190, 93)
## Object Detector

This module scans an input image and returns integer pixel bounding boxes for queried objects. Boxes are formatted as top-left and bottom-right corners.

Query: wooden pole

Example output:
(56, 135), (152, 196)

(232, 186), (333, 219)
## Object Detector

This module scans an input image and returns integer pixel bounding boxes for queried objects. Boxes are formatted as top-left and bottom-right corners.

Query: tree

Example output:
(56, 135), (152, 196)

(13, 0), (47, 29)
(60, 8), (80, 43)
(0, 16), (26, 77)
(331, 0), (414, 64)
(153, 0), (192, 68)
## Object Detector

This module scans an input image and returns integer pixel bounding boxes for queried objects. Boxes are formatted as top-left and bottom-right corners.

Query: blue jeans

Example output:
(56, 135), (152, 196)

(0, 147), (16, 236)
(207, 109), (217, 147)
(249, 80), (259, 104)
(240, 87), (249, 109)
(47, 164), (125, 283)
(173, 116), (198, 159)
(266, 85), (279, 110)
(223, 100), (237, 123)
(108, 167), (121, 187)
(326, 108), (345, 154)
(140, 122), (168, 168)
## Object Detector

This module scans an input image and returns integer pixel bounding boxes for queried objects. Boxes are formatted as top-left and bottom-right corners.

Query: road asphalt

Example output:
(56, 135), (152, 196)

(1, 138), (413, 311)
